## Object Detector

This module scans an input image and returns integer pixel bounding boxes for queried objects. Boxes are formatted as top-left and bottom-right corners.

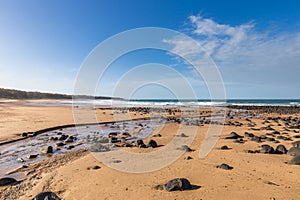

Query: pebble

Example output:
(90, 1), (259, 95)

(225, 132), (243, 139)
(180, 145), (193, 152)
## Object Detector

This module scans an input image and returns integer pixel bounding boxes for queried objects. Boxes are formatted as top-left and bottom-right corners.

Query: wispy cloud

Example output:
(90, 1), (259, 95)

(165, 15), (300, 98)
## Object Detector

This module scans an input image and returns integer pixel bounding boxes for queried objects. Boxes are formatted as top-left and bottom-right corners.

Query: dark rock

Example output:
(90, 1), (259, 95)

(184, 156), (193, 160)
(260, 145), (275, 154)
(225, 132), (243, 139)
(266, 137), (275, 142)
(0, 177), (18, 186)
(287, 147), (300, 156)
(244, 132), (254, 137)
(220, 145), (229, 150)
(288, 154), (300, 165)
(88, 165), (101, 170)
(153, 133), (162, 137)
(32, 192), (61, 200)
(16, 158), (25, 163)
(180, 145), (192, 152)
(138, 144), (147, 148)
(40, 146), (53, 154)
(27, 154), (38, 159)
(64, 136), (74, 143)
(234, 138), (245, 143)
(163, 178), (192, 191)
(275, 145), (287, 154)
(21, 132), (28, 137)
(135, 140), (144, 146)
(56, 142), (65, 147)
(251, 136), (262, 143)
(178, 133), (188, 137)
(292, 141), (300, 148)
(66, 145), (75, 150)
(147, 140), (158, 148)
(58, 134), (68, 141)
(217, 163), (233, 170)
(109, 137), (119, 143)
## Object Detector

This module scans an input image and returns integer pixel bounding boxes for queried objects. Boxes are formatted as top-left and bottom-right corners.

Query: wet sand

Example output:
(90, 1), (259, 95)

(1, 100), (300, 200)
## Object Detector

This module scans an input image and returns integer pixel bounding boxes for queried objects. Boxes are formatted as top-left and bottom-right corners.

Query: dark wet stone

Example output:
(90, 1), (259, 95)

(27, 154), (38, 159)
(184, 156), (193, 160)
(225, 132), (243, 139)
(64, 136), (74, 143)
(32, 191), (61, 200)
(66, 145), (75, 150)
(287, 147), (300, 156)
(112, 160), (122, 163)
(138, 144), (147, 148)
(181, 145), (192, 152)
(163, 178), (192, 191)
(220, 145), (229, 150)
(58, 134), (68, 141)
(56, 142), (65, 147)
(275, 145), (287, 154)
(109, 137), (119, 143)
(40, 146), (53, 154)
(217, 163), (233, 170)
(292, 141), (300, 148)
(147, 139), (158, 148)
(288, 154), (300, 165)
(260, 145), (275, 154)
(0, 177), (18, 186)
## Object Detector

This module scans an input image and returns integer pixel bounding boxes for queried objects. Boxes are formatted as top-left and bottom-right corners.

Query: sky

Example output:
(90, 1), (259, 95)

(0, 0), (300, 99)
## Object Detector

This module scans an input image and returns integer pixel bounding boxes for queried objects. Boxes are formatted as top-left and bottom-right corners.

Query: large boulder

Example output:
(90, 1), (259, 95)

(288, 155), (300, 165)
(275, 145), (287, 154)
(147, 140), (158, 148)
(287, 147), (300, 156)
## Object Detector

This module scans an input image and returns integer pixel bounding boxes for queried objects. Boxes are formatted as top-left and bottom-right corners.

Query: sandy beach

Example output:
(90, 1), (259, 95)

(1, 100), (300, 200)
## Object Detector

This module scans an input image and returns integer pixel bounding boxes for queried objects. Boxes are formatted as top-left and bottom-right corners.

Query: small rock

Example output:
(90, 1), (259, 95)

(56, 142), (65, 147)
(275, 145), (287, 154)
(225, 132), (243, 139)
(135, 140), (144, 146)
(21, 132), (28, 137)
(163, 178), (192, 191)
(40, 146), (53, 154)
(220, 145), (229, 150)
(260, 145), (275, 154)
(0, 177), (18, 186)
(178, 133), (188, 137)
(147, 140), (158, 148)
(180, 145), (192, 152)
(32, 191), (61, 200)
(184, 156), (193, 160)
(88, 165), (101, 170)
(153, 133), (162, 137)
(217, 163), (233, 170)
(27, 154), (38, 159)
(16, 158), (25, 163)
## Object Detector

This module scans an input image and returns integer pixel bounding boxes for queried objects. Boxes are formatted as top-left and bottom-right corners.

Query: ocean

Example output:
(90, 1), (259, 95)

(71, 99), (300, 107)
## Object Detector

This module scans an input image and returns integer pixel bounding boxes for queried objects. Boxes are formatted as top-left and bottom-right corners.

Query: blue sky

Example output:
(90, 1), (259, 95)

(0, 0), (300, 99)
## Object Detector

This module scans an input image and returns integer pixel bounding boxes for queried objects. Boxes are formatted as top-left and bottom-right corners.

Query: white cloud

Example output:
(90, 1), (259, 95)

(165, 15), (300, 98)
